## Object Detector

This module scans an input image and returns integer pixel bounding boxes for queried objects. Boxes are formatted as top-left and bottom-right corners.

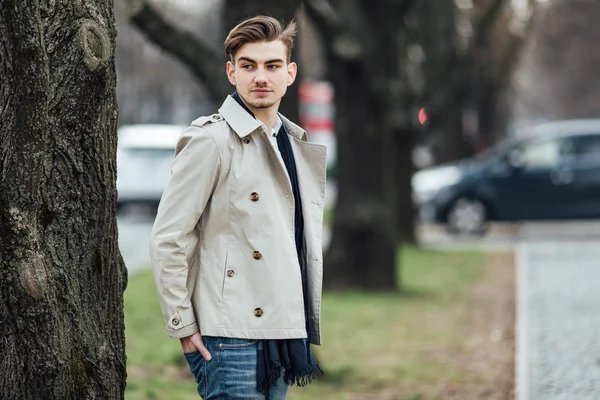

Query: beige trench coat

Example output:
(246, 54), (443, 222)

(149, 96), (327, 345)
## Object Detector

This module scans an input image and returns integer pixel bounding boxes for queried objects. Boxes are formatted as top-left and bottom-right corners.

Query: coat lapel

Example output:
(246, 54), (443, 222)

(290, 137), (327, 253)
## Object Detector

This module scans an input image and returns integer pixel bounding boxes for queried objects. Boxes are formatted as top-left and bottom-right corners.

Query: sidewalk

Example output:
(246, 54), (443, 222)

(517, 240), (600, 400)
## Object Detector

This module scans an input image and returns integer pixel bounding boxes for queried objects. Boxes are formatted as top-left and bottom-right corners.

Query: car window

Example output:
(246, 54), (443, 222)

(122, 147), (175, 159)
(522, 138), (568, 170)
(118, 147), (175, 172)
(573, 134), (600, 163)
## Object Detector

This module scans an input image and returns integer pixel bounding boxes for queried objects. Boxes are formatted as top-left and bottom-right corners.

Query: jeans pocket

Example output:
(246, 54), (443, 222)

(184, 351), (207, 397)
(218, 338), (258, 349)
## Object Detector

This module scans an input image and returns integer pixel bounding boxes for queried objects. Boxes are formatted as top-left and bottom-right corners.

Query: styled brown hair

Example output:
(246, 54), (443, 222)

(224, 16), (297, 63)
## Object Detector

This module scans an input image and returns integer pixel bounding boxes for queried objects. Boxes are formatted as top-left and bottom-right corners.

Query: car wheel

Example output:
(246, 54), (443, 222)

(446, 197), (488, 237)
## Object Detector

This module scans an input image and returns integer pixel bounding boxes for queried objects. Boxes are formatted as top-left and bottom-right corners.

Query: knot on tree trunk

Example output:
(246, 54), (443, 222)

(6, 208), (51, 298)
(18, 251), (50, 299)
(79, 20), (111, 71)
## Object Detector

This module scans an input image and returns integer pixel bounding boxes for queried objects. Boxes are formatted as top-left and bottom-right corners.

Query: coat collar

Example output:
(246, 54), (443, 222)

(218, 95), (307, 141)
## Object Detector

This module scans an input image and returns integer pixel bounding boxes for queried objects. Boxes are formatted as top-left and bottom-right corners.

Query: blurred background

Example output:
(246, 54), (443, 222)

(116, 1), (600, 399)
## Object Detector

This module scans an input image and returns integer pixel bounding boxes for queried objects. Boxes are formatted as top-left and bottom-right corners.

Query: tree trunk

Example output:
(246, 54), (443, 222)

(323, 56), (397, 291)
(395, 128), (417, 245)
(431, 108), (475, 164)
(0, 2), (126, 399)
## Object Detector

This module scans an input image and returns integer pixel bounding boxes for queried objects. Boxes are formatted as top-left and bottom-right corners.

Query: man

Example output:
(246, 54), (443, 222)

(149, 16), (326, 400)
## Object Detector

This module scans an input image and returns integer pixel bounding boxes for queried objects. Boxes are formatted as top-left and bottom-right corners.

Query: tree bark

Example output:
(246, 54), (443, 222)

(323, 55), (398, 291)
(395, 129), (417, 245)
(0, 2), (126, 399)
(430, 108), (475, 164)
(306, 0), (416, 291)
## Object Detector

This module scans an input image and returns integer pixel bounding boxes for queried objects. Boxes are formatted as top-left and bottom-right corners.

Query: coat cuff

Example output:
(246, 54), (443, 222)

(166, 309), (199, 339)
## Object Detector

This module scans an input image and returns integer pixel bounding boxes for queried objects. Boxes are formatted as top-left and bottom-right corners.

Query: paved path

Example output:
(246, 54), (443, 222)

(117, 214), (154, 275)
(517, 240), (600, 400)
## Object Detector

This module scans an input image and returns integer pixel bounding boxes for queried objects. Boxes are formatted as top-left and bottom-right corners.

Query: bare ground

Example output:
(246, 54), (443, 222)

(346, 251), (516, 400)
(441, 251), (516, 400)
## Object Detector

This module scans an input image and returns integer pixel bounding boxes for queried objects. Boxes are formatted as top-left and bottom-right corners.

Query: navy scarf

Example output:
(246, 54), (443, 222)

(231, 92), (323, 397)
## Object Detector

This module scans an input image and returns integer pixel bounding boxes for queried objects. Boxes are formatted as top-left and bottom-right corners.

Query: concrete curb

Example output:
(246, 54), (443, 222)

(515, 242), (529, 400)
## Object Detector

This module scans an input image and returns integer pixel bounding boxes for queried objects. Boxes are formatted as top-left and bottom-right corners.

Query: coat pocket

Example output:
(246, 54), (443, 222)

(220, 246), (229, 299)
(221, 246), (243, 301)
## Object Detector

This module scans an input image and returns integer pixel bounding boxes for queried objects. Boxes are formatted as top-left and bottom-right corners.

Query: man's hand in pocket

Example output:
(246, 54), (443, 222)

(180, 332), (212, 361)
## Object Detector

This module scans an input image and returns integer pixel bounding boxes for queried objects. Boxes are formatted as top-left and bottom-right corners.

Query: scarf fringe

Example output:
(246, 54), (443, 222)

(259, 362), (325, 398)
(284, 361), (325, 387)
(258, 360), (285, 396)
(267, 361), (282, 388)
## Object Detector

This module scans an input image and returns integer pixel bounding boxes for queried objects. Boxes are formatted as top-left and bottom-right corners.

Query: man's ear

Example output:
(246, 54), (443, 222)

(226, 61), (236, 85)
(287, 62), (297, 86)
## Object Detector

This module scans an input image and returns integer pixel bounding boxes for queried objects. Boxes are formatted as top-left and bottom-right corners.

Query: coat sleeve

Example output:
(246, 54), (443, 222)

(149, 125), (221, 338)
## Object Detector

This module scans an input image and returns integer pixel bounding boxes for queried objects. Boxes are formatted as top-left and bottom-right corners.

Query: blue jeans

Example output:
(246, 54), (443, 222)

(184, 336), (289, 399)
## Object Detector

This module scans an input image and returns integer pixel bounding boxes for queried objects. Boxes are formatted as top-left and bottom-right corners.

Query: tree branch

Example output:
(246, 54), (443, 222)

(423, 0), (511, 123)
(474, 0), (508, 46)
(303, 0), (342, 52)
(127, 0), (229, 104)
(493, 0), (539, 84)
(394, 0), (417, 19)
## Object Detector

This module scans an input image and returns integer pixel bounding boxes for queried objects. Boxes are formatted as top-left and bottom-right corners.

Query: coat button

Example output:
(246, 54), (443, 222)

(250, 192), (260, 202)
(254, 308), (264, 317)
(243, 137), (251, 144)
(172, 318), (180, 326)
(227, 269), (235, 277)
(252, 251), (262, 260)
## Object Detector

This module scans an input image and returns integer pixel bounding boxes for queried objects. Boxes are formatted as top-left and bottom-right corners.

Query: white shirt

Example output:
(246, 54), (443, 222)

(261, 116), (289, 180)
(268, 115), (283, 150)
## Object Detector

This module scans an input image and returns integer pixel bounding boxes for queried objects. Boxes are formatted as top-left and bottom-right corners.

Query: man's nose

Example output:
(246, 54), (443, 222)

(254, 67), (268, 84)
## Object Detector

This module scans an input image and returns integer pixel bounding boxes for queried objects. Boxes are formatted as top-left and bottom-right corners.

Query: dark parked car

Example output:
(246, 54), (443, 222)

(412, 119), (600, 235)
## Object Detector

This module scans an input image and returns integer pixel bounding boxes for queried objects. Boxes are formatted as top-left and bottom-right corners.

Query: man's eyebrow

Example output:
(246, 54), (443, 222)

(264, 59), (285, 64)
(237, 57), (285, 64)
(237, 57), (256, 64)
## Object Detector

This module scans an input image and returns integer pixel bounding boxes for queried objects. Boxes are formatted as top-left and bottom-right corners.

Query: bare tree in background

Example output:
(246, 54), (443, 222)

(128, 0), (405, 291)
(126, 0), (302, 122)
(0, 1), (126, 398)
(115, 1), (220, 125)
(125, 0), (538, 292)
(422, 0), (538, 163)
(305, 0), (415, 290)
(513, 0), (600, 128)
(305, 0), (537, 289)
(127, 0), (407, 291)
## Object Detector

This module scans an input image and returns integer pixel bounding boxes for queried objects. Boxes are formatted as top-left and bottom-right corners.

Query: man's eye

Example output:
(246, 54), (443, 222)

(268, 65), (280, 69)
(242, 65), (253, 69)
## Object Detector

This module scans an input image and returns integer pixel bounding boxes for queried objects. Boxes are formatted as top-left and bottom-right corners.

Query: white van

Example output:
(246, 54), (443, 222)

(116, 124), (187, 211)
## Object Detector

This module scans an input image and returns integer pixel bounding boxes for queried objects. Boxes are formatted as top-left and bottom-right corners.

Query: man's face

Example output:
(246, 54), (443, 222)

(226, 40), (297, 112)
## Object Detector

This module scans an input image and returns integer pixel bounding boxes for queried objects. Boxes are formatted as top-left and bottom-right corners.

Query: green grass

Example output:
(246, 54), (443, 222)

(324, 206), (334, 226)
(124, 247), (484, 400)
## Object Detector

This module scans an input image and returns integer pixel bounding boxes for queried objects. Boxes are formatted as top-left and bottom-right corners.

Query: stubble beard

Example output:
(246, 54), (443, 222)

(247, 99), (278, 109)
